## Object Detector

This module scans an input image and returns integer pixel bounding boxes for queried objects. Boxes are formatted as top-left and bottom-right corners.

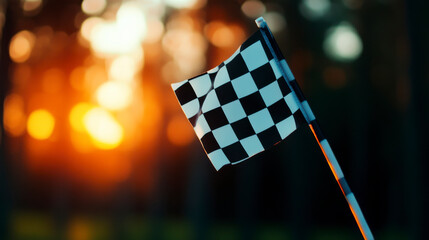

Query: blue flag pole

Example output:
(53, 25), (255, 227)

(255, 17), (374, 240)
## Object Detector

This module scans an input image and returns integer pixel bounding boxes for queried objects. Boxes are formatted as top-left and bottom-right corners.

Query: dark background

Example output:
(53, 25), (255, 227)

(1, 0), (428, 239)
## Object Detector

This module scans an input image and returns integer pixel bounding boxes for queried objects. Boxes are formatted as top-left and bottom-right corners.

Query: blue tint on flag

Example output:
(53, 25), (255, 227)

(171, 30), (305, 170)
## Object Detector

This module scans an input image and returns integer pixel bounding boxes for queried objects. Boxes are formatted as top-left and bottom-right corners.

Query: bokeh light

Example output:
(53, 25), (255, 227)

(70, 131), (92, 153)
(75, 0), (149, 154)
(21, 0), (43, 13)
(299, 0), (331, 20)
(241, 0), (266, 19)
(9, 30), (36, 63)
(263, 12), (287, 33)
(95, 81), (133, 111)
(205, 21), (235, 48)
(89, 21), (132, 55)
(27, 109), (55, 140)
(144, 18), (165, 43)
(84, 64), (107, 92)
(162, 27), (207, 78)
(108, 55), (137, 82)
(1, 1), (424, 238)
(83, 107), (124, 149)
(116, 2), (147, 42)
(85, 2), (148, 56)
(81, 0), (106, 15)
(323, 22), (363, 62)
(69, 102), (94, 133)
(165, 0), (198, 9)
(69, 67), (86, 91)
(3, 93), (27, 137)
(80, 17), (103, 41)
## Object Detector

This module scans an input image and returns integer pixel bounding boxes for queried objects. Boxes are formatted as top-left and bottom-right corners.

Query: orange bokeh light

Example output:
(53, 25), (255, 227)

(22, 0), (43, 13)
(144, 18), (165, 43)
(83, 107), (124, 149)
(9, 30), (36, 63)
(27, 109), (55, 140)
(4, 0), (208, 193)
(205, 21), (246, 48)
(81, 0), (106, 15)
(108, 55), (137, 82)
(205, 21), (234, 48)
(3, 93), (27, 137)
(84, 64), (107, 92)
(69, 102), (94, 132)
(80, 17), (103, 41)
(95, 81), (133, 111)
(69, 67), (86, 91)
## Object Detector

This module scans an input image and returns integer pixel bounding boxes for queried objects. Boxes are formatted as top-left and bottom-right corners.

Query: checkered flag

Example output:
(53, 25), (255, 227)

(171, 17), (375, 239)
(171, 29), (305, 170)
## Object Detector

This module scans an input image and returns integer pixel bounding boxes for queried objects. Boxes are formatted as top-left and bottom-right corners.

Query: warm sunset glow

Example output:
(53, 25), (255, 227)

(144, 18), (164, 43)
(4, 0), (217, 193)
(116, 2), (147, 42)
(22, 0), (43, 13)
(127, 45), (145, 65)
(95, 81), (133, 111)
(89, 22), (139, 55)
(84, 65), (107, 92)
(83, 107), (124, 149)
(81, 0), (106, 15)
(27, 109), (55, 140)
(167, 115), (195, 146)
(69, 67), (86, 91)
(3, 93), (26, 137)
(70, 131), (93, 153)
(163, 29), (207, 59)
(205, 21), (235, 47)
(162, 27), (207, 77)
(88, 2), (147, 55)
(80, 17), (103, 41)
(89, 21), (126, 55)
(69, 102), (93, 132)
(165, 0), (198, 9)
(9, 30), (35, 63)
(42, 68), (65, 94)
(108, 56), (137, 82)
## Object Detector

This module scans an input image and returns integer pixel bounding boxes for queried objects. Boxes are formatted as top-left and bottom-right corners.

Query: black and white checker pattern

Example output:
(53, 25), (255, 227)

(172, 30), (305, 170)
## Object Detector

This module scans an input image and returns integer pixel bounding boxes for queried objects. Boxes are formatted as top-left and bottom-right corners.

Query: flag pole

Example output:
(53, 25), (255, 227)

(255, 17), (374, 240)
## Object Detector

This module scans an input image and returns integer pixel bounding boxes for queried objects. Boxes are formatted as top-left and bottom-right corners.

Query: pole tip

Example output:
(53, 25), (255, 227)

(255, 17), (267, 28)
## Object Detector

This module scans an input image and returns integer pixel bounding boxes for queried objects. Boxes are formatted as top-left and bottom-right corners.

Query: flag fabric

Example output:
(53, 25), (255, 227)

(171, 29), (305, 170)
